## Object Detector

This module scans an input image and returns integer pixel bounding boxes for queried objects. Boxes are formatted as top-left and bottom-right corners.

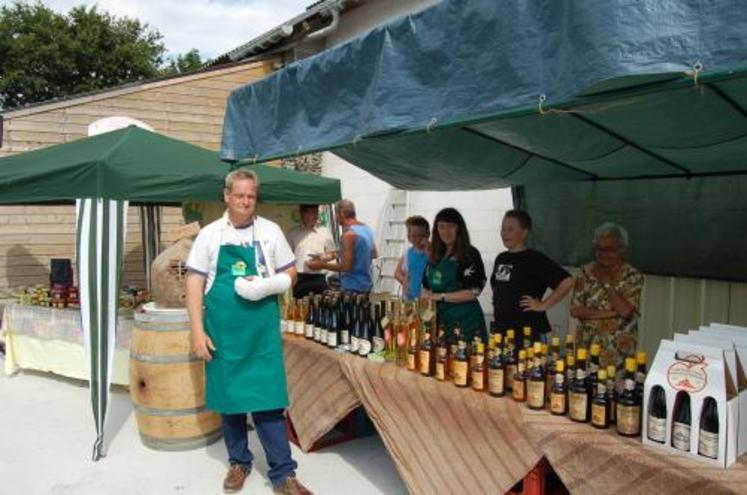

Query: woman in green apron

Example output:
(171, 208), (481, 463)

(185, 170), (312, 495)
(422, 207), (487, 343)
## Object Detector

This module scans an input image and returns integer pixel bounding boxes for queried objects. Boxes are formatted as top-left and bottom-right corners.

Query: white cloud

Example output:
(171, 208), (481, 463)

(1, 0), (311, 59)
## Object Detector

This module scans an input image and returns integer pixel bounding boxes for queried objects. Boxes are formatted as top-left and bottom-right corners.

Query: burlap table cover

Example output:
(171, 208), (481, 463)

(338, 356), (542, 495)
(282, 335), (360, 451)
(520, 406), (747, 494)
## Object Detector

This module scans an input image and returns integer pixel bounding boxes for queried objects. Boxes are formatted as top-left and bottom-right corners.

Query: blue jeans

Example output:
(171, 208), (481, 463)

(221, 409), (297, 486)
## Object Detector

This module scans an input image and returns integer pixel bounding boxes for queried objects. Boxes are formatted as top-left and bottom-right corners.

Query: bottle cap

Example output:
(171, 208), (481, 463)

(555, 360), (565, 372)
(477, 342), (485, 353)
(518, 349), (526, 359)
(590, 343), (601, 356)
(598, 369), (607, 381)
(566, 334), (575, 343)
(523, 326), (532, 336)
(495, 333), (502, 344)
(551, 337), (560, 346)
(636, 351), (647, 365)
(542, 344), (549, 355)
(606, 365), (616, 377)
(625, 357), (637, 372)
(577, 348), (588, 360)
(567, 355), (575, 365)
(533, 342), (542, 353)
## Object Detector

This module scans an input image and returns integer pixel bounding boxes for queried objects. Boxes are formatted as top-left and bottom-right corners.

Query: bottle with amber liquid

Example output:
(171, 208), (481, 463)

(397, 303), (410, 367)
(522, 326), (532, 352)
(606, 365), (617, 424)
(383, 301), (396, 362)
(472, 342), (486, 392)
(449, 323), (463, 380)
(488, 334), (505, 397)
(562, 333), (575, 362)
(469, 336), (481, 381)
(616, 357), (641, 437)
(588, 343), (601, 397)
(419, 328), (435, 377)
(504, 329), (517, 392)
(434, 326), (448, 381)
(569, 348), (590, 422)
(591, 369), (610, 429)
(546, 337), (561, 400)
(406, 324), (418, 372)
(512, 349), (527, 402)
(550, 360), (567, 415)
(527, 342), (546, 410)
(565, 354), (575, 406)
(452, 337), (469, 388)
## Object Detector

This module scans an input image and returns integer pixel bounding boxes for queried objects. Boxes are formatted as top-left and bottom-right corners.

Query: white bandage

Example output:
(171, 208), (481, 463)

(234, 273), (292, 301)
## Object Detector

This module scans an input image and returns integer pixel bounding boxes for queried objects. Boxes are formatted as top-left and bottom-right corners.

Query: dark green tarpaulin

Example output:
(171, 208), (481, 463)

(219, 0), (747, 281)
(0, 126), (341, 204)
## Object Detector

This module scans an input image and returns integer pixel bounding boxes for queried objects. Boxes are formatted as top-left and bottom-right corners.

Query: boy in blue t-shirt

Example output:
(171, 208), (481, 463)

(394, 215), (430, 300)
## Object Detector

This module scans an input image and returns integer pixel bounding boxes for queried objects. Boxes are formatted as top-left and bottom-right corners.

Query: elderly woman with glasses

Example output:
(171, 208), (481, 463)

(570, 222), (644, 368)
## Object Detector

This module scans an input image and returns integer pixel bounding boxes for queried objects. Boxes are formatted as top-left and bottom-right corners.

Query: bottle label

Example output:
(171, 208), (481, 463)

(397, 330), (407, 348)
(616, 404), (641, 435)
(281, 319), (288, 333)
(512, 380), (525, 401)
(505, 365), (516, 390)
(591, 403), (607, 427)
(489, 369), (505, 395)
(453, 361), (468, 386)
(472, 370), (484, 391)
(435, 362), (446, 381)
(527, 381), (545, 408)
(407, 353), (416, 371)
(372, 336), (385, 353)
(590, 362), (599, 374)
(350, 336), (359, 353)
(321, 329), (328, 342)
(647, 416), (666, 443)
(672, 422), (691, 451)
(340, 330), (350, 345)
(698, 430), (719, 459)
(328, 332), (338, 348)
(314, 327), (321, 341)
(635, 371), (645, 384)
(295, 321), (305, 335)
(576, 369), (586, 380)
(569, 392), (588, 421)
(419, 351), (431, 374)
(358, 339), (372, 356)
(305, 324), (314, 339)
(550, 392), (566, 414)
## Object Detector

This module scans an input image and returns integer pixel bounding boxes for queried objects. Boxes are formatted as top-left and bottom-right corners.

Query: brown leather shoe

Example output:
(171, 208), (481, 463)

(223, 464), (251, 493)
(273, 475), (313, 495)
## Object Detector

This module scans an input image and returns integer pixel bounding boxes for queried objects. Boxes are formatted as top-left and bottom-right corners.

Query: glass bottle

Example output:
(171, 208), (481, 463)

(616, 357), (641, 437)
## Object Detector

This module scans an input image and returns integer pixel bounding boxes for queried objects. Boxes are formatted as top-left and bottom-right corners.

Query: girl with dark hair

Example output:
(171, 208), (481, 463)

(422, 208), (487, 342)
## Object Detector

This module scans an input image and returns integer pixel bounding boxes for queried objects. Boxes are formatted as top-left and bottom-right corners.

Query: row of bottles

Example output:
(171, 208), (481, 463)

(647, 386), (720, 459)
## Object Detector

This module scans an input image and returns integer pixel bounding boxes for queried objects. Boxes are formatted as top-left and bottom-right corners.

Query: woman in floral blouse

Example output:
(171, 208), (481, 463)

(570, 223), (644, 368)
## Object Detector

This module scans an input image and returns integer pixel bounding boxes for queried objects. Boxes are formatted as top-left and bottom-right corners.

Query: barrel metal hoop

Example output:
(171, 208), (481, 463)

(134, 404), (208, 416)
(129, 352), (200, 363)
(138, 430), (222, 451)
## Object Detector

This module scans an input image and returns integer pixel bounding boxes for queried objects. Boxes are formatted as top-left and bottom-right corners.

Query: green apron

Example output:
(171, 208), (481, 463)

(426, 256), (487, 343)
(203, 242), (288, 414)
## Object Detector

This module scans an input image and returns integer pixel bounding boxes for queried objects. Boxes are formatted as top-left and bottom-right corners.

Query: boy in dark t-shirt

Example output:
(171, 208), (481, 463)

(491, 210), (574, 347)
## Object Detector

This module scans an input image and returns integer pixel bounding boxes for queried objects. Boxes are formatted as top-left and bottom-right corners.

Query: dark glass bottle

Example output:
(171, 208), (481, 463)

(313, 295), (323, 343)
(357, 300), (372, 358)
(606, 365), (617, 424)
(569, 348), (590, 422)
(434, 326), (448, 381)
(320, 296), (329, 345)
(591, 369), (610, 429)
(419, 327), (435, 377)
(372, 302), (386, 356)
(339, 293), (351, 350)
(671, 391), (691, 452)
(634, 351), (648, 404)
(527, 342), (546, 410)
(326, 297), (339, 349)
(550, 360), (567, 415)
(588, 343), (601, 398)
(504, 329), (517, 393)
(488, 334), (505, 397)
(304, 293), (315, 339)
(647, 385), (667, 444)
(616, 357), (641, 437)
(698, 397), (719, 459)
(349, 296), (361, 354)
(512, 349), (527, 402)
(452, 339), (469, 388)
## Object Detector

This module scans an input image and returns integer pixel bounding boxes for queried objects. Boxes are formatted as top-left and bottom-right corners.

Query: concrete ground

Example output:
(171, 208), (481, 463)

(0, 360), (408, 495)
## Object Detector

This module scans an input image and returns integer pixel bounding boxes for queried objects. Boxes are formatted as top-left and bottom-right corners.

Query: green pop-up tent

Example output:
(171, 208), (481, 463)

(0, 126), (341, 460)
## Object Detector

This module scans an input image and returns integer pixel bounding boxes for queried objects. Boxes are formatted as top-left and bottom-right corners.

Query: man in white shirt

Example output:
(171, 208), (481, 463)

(185, 169), (312, 495)
(286, 204), (336, 298)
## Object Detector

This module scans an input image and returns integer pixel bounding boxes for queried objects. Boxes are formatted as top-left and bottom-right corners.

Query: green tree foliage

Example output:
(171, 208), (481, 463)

(160, 48), (206, 77)
(0, 2), (166, 109)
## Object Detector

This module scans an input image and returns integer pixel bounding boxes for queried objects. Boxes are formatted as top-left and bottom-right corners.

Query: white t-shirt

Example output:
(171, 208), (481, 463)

(285, 224), (336, 273)
(186, 213), (295, 293)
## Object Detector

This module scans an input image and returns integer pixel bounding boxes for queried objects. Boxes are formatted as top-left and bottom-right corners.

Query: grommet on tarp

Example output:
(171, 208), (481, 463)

(538, 94), (547, 115)
(691, 61), (703, 86)
(352, 134), (363, 146)
(426, 117), (438, 134)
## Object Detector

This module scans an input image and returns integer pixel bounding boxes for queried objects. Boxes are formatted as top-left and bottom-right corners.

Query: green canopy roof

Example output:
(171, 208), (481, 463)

(0, 126), (341, 204)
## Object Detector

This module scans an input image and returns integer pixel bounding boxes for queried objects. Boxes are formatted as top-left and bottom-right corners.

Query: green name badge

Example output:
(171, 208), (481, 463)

(231, 261), (247, 276)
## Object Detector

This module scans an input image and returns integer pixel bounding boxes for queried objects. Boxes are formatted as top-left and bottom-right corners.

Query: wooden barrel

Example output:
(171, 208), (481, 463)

(129, 303), (222, 450)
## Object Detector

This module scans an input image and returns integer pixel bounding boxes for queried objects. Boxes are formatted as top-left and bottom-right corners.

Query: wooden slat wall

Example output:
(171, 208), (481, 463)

(0, 61), (275, 304)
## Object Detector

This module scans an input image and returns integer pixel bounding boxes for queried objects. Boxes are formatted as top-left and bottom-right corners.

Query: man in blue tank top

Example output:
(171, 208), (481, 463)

(307, 199), (377, 293)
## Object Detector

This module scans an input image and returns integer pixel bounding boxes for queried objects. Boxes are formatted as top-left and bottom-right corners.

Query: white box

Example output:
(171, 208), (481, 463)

(642, 339), (738, 468)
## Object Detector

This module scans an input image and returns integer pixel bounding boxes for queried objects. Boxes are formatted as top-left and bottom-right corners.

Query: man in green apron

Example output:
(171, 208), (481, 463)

(186, 170), (312, 495)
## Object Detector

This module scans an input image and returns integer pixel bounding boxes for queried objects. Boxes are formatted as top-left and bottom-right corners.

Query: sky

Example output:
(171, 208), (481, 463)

(1, 0), (313, 60)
